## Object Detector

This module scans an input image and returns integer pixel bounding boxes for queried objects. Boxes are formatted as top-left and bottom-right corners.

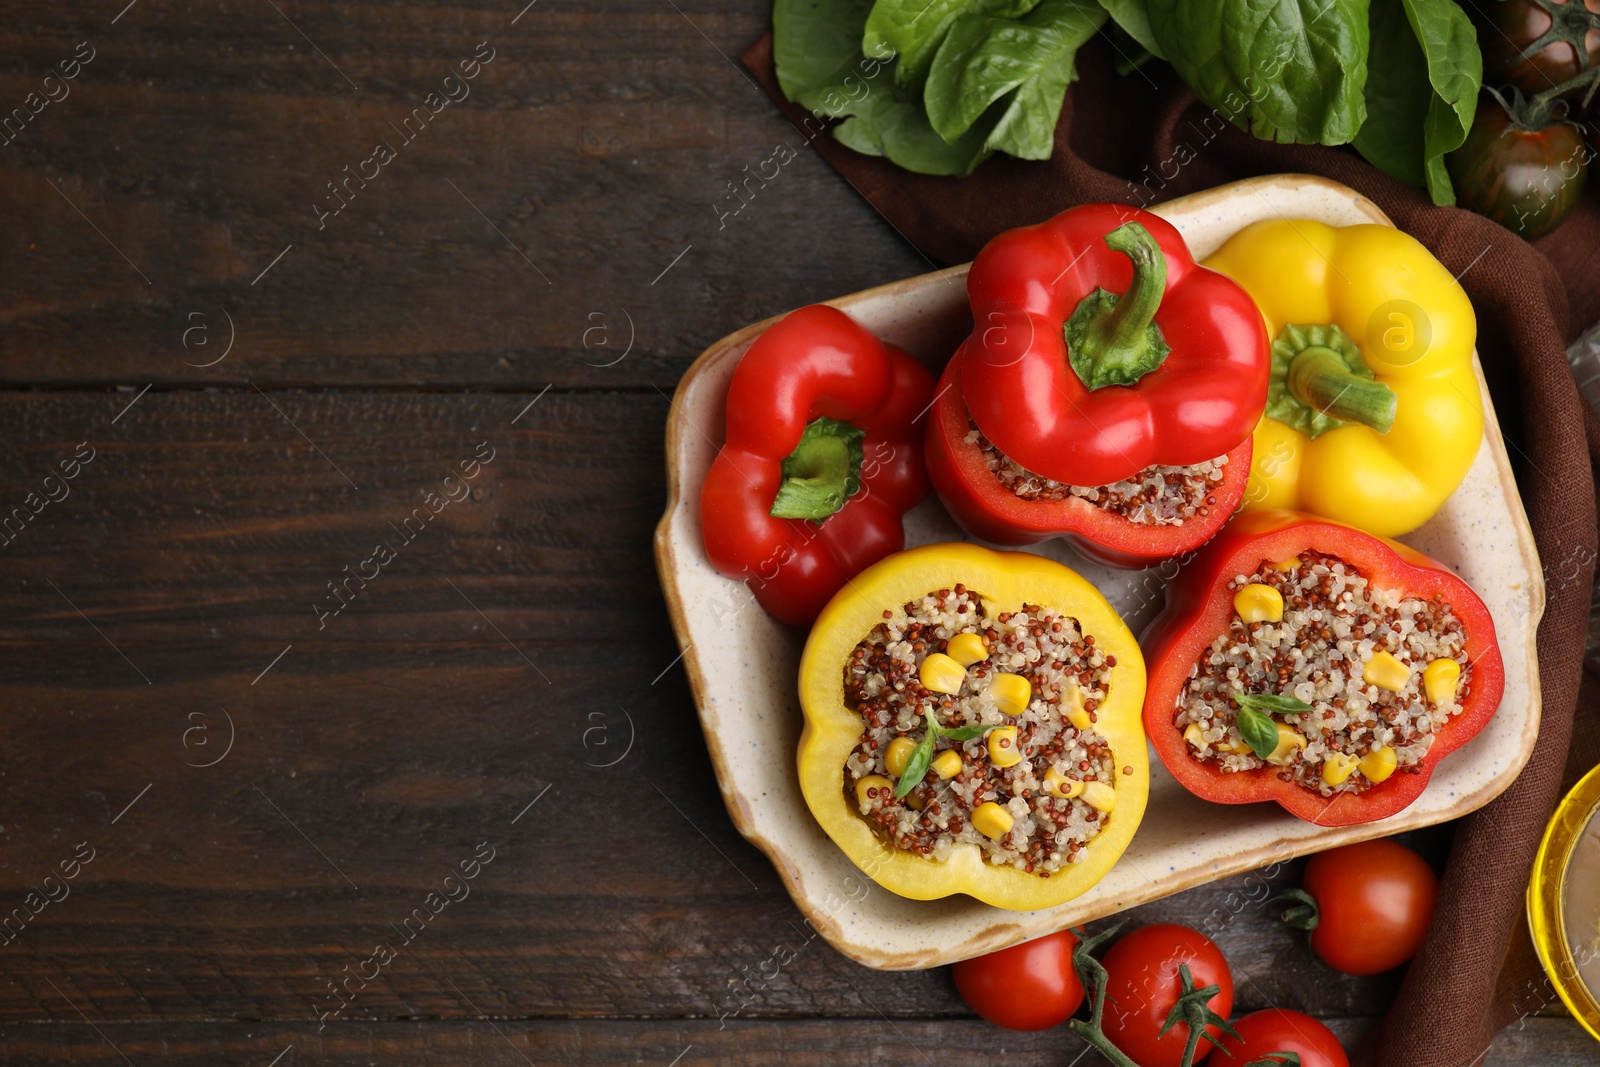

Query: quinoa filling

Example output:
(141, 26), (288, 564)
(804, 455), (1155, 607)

(1176, 552), (1473, 796)
(965, 422), (1227, 525)
(843, 585), (1124, 875)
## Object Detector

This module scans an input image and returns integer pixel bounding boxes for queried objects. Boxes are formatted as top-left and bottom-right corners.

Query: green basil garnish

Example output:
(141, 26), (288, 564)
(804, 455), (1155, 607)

(1230, 691), (1311, 760)
(893, 732), (938, 800)
(941, 722), (1004, 742)
(892, 709), (1003, 798)
(1234, 692), (1314, 716)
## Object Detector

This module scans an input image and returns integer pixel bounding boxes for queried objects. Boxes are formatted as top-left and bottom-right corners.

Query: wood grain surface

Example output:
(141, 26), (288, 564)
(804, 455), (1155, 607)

(0, 0), (1590, 1062)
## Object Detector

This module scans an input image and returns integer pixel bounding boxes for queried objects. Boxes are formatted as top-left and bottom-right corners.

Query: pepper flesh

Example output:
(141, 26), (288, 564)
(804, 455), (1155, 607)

(701, 305), (933, 625)
(1140, 509), (1504, 825)
(1202, 220), (1482, 538)
(925, 346), (1256, 567)
(798, 543), (1149, 910)
(959, 203), (1270, 486)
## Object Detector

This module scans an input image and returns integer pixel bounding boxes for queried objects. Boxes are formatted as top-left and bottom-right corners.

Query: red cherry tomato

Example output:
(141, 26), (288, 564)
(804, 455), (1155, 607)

(952, 929), (1084, 1031)
(1100, 924), (1233, 1067)
(1215, 1009), (1350, 1067)
(1297, 839), (1438, 975)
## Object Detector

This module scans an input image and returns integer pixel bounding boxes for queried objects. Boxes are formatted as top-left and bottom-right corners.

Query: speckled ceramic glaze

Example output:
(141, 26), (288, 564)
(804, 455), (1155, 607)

(653, 175), (1544, 971)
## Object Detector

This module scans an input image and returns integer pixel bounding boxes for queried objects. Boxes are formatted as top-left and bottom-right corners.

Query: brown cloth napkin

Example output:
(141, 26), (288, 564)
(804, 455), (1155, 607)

(745, 33), (1600, 1065)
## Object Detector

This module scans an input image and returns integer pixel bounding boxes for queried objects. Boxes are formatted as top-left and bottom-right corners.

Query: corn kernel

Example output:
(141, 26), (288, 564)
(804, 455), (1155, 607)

(1361, 650), (1411, 692)
(931, 750), (963, 780)
(1423, 658), (1461, 707)
(1216, 734), (1252, 756)
(1183, 722), (1207, 749)
(1043, 767), (1084, 799)
(1064, 683), (1092, 731)
(855, 775), (894, 807)
(1234, 582), (1284, 623)
(1273, 557), (1301, 571)
(919, 653), (967, 695)
(1360, 746), (1398, 783)
(1321, 752), (1359, 787)
(905, 789), (926, 810)
(1265, 723), (1307, 766)
(989, 673), (1032, 716)
(986, 726), (1021, 767)
(971, 801), (1014, 840)
(946, 633), (989, 667)
(885, 736), (917, 778)
(1082, 781), (1116, 812)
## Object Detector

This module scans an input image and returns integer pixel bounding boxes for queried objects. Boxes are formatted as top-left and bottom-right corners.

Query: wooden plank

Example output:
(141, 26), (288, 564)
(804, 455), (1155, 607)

(0, 389), (1450, 1023)
(0, 1018), (1594, 1065)
(0, 1), (929, 389)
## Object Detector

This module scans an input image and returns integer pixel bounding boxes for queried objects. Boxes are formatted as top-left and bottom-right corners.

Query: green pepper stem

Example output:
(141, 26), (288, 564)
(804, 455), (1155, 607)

(768, 417), (864, 521)
(1286, 346), (1397, 434)
(1065, 222), (1172, 390)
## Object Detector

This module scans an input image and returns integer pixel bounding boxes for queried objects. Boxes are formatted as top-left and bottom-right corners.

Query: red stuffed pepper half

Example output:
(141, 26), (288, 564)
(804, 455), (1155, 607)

(927, 203), (1269, 568)
(701, 304), (933, 626)
(1141, 509), (1504, 825)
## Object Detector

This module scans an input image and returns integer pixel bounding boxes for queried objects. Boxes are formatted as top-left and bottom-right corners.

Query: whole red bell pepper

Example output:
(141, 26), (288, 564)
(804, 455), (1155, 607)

(701, 304), (933, 626)
(1141, 509), (1505, 826)
(961, 203), (1269, 485)
(927, 204), (1269, 567)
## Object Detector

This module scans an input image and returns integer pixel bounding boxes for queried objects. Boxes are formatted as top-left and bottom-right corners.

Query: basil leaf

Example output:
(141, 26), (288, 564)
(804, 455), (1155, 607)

(1147, 0), (1369, 145)
(1351, 0), (1479, 205)
(774, 0), (879, 102)
(1233, 704), (1282, 760)
(1235, 691), (1314, 715)
(942, 722), (1005, 741)
(1096, 0), (1165, 58)
(893, 732), (937, 799)
(864, 0), (975, 87)
(925, 0), (1106, 153)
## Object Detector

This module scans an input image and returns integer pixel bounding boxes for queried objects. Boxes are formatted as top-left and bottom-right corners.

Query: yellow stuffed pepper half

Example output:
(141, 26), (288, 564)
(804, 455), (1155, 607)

(798, 543), (1147, 910)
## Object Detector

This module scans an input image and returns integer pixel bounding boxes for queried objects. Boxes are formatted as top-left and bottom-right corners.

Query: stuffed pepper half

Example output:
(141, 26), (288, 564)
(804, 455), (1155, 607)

(928, 203), (1270, 567)
(798, 543), (1147, 909)
(1142, 510), (1504, 825)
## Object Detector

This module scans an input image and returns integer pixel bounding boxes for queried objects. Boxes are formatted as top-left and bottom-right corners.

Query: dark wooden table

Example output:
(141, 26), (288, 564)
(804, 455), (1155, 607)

(0, 2), (1591, 1063)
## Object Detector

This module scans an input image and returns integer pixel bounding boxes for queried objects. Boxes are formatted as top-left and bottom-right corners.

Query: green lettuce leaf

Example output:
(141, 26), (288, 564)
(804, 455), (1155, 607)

(1096, 0), (1164, 58)
(925, 0), (1106, 155)
(1352, 0), (1480, 204)
(1147, 0), (1370, 145)
(774, 0), (880, 101)
(863, 0), (975, 86)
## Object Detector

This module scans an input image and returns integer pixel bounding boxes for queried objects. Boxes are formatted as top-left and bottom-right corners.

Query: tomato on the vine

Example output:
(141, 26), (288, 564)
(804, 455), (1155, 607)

(1282, 838), (1439, 976)
(1099, 924), (1234, 1067)
(1215, 1009), (1350, 1067)
(952, 928), (1084, 1031)
(1474, 0), (1600, 98)
(1446, 98), (1590, 239)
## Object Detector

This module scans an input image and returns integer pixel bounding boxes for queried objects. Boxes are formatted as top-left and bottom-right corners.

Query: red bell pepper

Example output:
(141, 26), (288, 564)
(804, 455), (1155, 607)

(700, 304), (933, 626)
(925, 340), (1255, 568)
(1141, 509), (1505, 825)
(959, 203), (1269, 486)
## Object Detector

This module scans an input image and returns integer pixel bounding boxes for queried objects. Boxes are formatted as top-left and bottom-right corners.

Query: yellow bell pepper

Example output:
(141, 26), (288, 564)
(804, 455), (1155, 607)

(1203, 220), (1481, 537)
(797, 543), (1148, 911)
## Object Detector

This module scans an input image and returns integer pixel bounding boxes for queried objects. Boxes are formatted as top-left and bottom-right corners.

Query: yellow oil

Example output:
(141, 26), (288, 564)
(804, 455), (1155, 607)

(1528, 761), (1600, 1041)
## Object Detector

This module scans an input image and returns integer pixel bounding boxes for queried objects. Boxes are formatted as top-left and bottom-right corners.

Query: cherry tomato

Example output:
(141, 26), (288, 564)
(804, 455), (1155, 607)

(1294, 839), (1439, 975)
(1473, 0), (1600, 98)
(1100, 924), (1233, 1067)
(1446, 104), (1590, 239)
(1215, 1009), (1350, 1067)
(952, 929), (1084, 1031)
